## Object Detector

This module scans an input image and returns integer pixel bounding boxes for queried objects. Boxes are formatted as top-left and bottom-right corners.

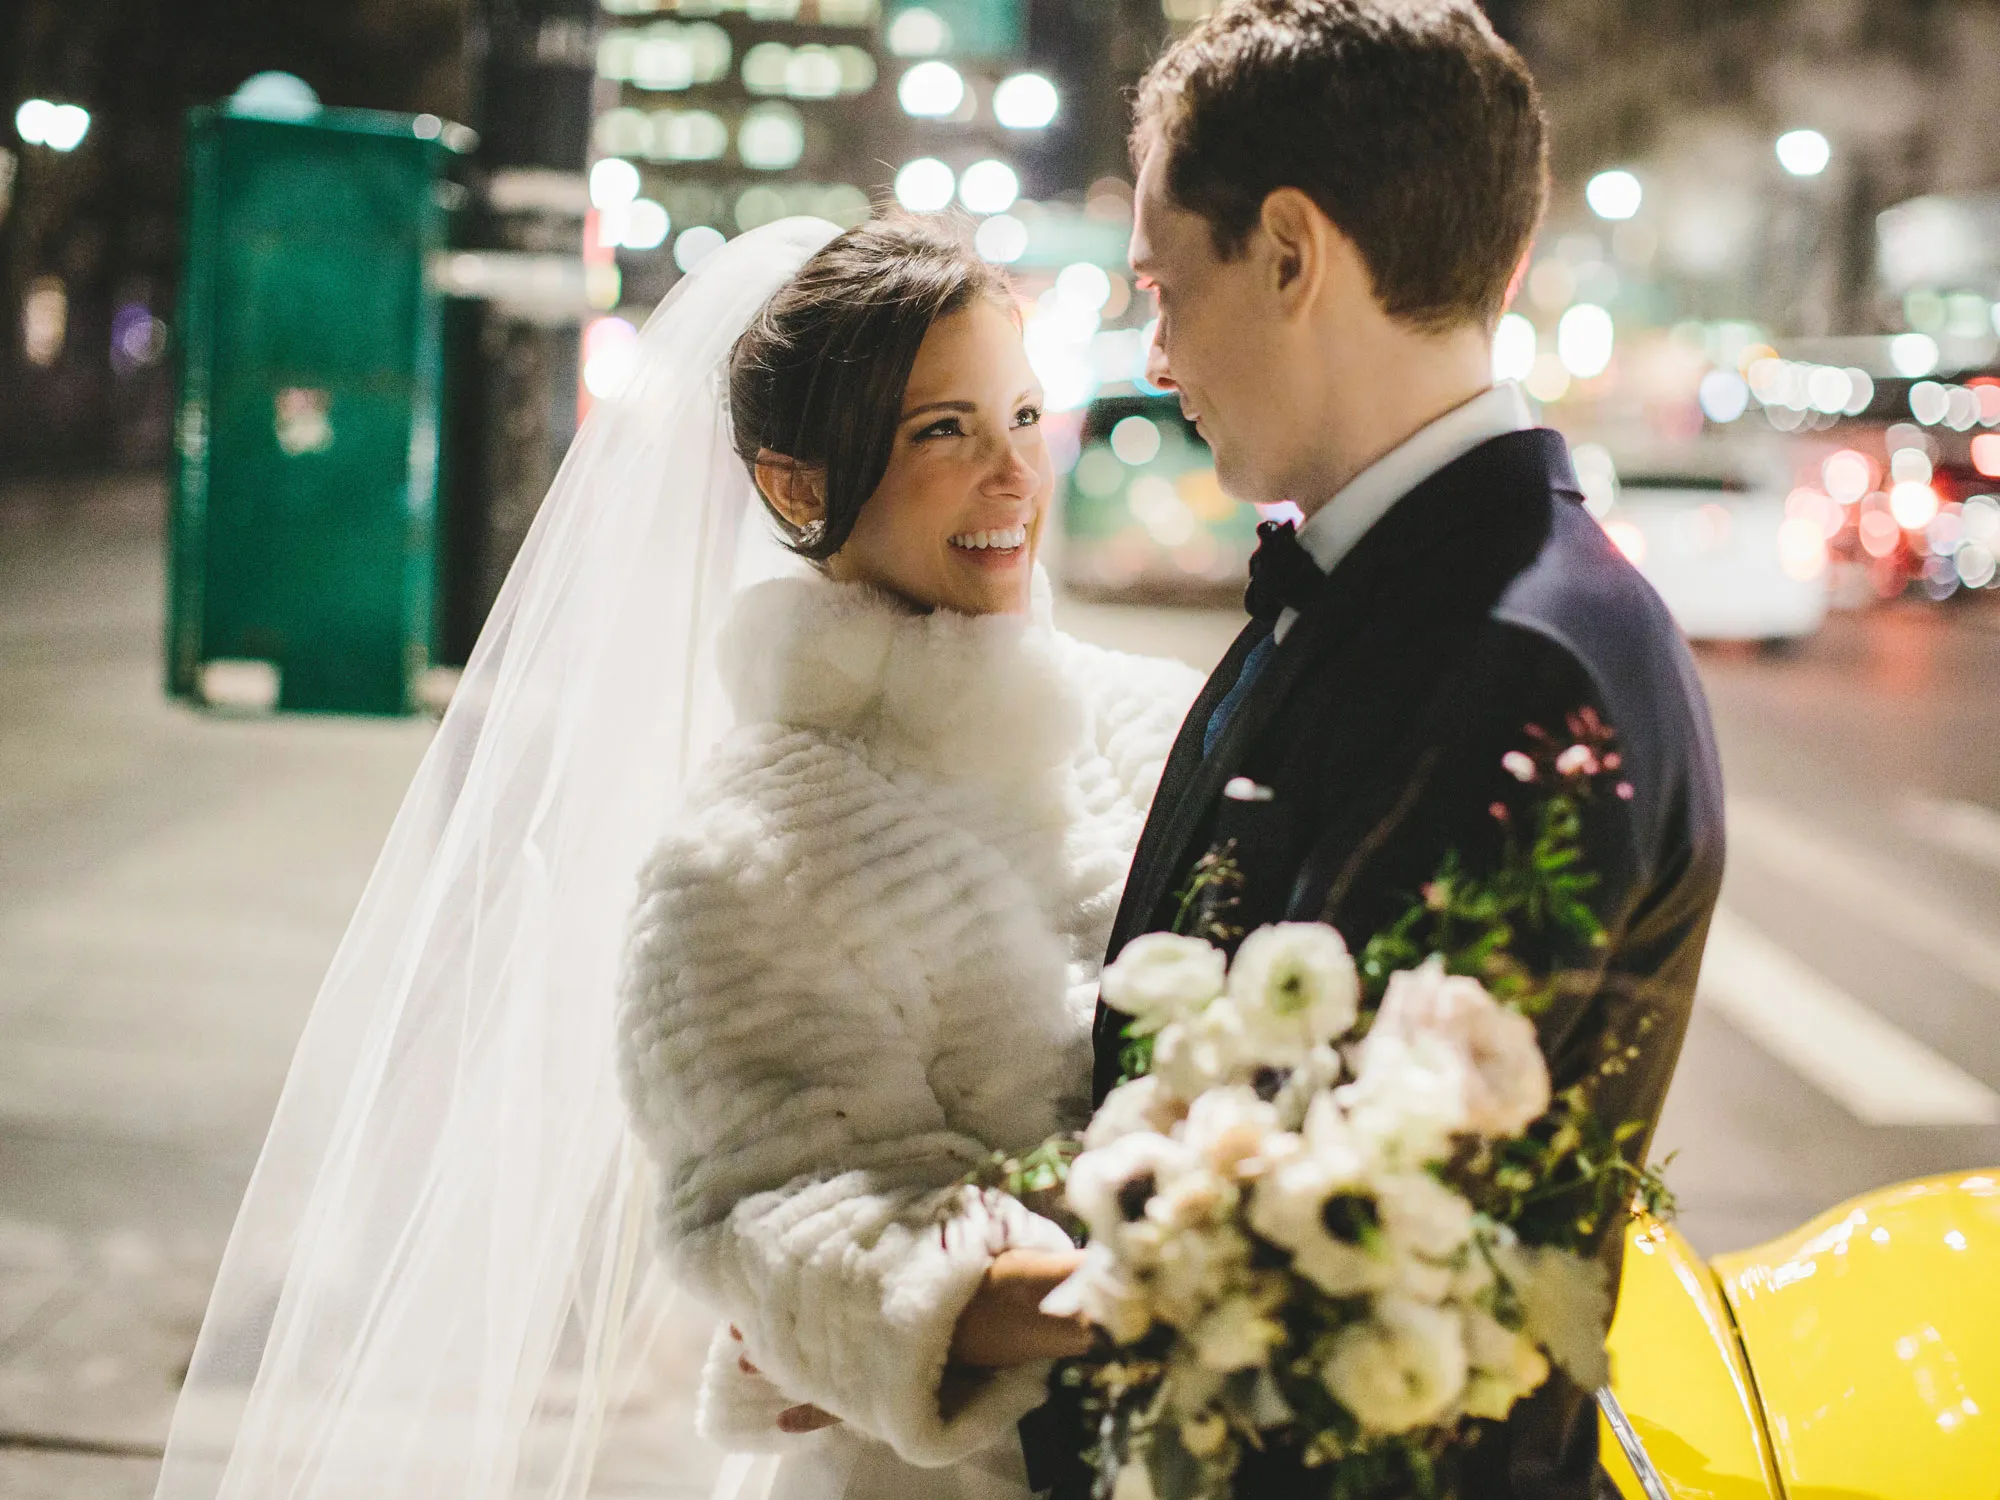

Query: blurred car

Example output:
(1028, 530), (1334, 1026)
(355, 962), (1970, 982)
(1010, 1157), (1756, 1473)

(1603, 1169), (1999, 1498)
(1057, 392), (1258, 599)
(1591, 466), (1830, 645)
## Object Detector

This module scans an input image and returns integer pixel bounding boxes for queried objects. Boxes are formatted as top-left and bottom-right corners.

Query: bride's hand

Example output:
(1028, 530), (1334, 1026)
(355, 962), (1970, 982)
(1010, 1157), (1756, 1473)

(946, 1248), (1094, 1369)
(729, 1325), (842, 1434)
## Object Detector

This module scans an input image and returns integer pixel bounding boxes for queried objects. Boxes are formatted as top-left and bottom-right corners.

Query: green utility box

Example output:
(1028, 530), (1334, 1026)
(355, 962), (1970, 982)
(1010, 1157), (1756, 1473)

(167, 104), (459, 714)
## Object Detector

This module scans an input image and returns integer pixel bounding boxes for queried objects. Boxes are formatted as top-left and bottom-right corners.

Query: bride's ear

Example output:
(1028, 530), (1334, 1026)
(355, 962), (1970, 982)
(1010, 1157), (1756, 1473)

(753, 450), (829, 534)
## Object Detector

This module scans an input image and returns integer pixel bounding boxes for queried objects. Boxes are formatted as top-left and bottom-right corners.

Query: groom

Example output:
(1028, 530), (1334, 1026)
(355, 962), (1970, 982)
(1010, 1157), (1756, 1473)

(1066, 1), (1725, 1495)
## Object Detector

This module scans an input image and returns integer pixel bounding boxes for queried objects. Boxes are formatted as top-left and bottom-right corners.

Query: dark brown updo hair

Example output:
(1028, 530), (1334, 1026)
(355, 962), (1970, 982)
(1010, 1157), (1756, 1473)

(728, 213), (1011, 561)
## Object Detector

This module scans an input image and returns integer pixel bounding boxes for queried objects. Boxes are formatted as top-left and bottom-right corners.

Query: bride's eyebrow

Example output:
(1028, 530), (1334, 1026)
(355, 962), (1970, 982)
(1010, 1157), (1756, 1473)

(901, 399), (977, 423)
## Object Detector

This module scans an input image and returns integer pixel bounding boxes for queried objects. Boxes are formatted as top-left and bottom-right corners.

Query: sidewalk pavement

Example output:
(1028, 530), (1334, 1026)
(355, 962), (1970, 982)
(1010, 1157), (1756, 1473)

(0, 476), (433, 1495)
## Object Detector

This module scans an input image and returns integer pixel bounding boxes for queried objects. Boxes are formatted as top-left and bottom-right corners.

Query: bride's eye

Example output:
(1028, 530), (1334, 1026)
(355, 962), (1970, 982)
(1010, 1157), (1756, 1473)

(1013, 405), (1043, 429)
(914, 417), (965, 441)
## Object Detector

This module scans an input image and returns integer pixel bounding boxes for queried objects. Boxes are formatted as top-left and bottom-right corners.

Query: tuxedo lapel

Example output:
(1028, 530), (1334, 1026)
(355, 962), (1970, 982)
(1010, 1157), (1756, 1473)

(1121, 430), (1567, 939)
(1106, 618), (1269, 948)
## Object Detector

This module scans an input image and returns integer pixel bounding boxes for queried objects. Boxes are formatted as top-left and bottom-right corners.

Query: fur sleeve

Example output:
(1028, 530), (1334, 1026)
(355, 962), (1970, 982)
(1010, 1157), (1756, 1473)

(617, 736), (1073, 1467)
(1058, 635), (1204, 812)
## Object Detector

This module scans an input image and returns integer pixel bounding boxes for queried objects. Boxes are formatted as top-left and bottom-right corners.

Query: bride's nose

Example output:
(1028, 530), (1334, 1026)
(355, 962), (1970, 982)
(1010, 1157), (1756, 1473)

(982, 437), (1038, 498)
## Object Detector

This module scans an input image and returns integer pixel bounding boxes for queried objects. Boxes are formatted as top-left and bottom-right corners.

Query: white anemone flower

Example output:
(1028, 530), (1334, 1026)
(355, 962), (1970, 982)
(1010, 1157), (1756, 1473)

(1083, 1073), (1187, 1150)
(1042, 1242), (1155, 1343)
(1365, 958), (1551, 1136)
(1067, 1131), (1193, 1245)
(1322, 1296), (1470, 1435)
(1227, 922), (1362, 1053)
(1459, 1306), (1551, 1419)
(1151, 1001), (1259, 1099)
(1493, 1241), (1612, 1389)
(1246, 1097), (1391, 1296)
(1100, 932), (1227, 1031)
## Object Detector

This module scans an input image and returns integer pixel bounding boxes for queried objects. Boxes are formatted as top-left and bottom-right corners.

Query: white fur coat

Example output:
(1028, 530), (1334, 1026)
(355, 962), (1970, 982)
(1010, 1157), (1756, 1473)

(617, 571), (1199, 1471)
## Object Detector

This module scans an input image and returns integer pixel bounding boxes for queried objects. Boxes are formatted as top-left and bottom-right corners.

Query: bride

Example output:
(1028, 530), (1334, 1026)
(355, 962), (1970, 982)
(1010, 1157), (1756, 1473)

(619, 214), (1200, 1498)
(151, 212), (1197, 1500)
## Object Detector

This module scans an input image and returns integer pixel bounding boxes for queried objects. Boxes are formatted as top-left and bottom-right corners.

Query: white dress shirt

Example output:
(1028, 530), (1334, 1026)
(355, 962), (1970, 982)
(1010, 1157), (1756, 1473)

(1273, 381), (1535, 642)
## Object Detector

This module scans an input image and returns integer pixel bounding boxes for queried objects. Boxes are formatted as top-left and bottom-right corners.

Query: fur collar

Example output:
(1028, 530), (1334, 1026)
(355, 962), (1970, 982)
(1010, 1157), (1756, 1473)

(715, 567), (1083, 778)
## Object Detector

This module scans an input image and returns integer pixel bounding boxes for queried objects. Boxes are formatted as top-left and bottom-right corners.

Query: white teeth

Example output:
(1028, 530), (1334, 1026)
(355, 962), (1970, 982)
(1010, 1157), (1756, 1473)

(950, 525), (1028, 551)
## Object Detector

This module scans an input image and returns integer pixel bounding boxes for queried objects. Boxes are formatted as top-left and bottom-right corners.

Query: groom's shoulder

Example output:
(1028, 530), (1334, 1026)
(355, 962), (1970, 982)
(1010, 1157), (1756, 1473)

(1492, 493), (1691, 700)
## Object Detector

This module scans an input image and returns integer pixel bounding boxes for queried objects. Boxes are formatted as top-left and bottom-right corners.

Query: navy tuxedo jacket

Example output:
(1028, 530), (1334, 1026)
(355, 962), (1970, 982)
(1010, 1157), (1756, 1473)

(1080, 427), (1726, 1498)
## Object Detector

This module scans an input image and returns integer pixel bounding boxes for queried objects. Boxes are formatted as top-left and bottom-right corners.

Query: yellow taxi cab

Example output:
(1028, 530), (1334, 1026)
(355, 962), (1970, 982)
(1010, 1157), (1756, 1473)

(1600, 1169), (2000, 1497)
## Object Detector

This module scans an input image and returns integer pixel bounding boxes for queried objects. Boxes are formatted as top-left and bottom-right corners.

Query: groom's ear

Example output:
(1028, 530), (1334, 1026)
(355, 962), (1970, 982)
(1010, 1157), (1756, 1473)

(752, 450), (829, 532)
(1257, 187), (1334, 315)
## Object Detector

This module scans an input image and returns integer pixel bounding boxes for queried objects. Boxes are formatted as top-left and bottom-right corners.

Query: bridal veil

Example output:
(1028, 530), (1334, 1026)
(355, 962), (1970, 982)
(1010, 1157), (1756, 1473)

(153, 216), (845, 1500)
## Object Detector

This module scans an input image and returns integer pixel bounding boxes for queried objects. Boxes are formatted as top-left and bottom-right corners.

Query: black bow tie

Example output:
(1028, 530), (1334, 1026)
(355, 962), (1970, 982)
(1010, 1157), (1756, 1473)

(1244, 519), (1323, 622)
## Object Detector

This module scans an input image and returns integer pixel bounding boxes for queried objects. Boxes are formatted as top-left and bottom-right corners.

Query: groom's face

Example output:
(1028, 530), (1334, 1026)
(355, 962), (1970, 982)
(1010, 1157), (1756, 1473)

(1131, 143), (1311, 508)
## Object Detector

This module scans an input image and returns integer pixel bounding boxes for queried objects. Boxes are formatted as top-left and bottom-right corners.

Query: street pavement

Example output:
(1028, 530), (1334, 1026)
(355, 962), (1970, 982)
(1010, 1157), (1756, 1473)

(4, 477), (1999, 1494)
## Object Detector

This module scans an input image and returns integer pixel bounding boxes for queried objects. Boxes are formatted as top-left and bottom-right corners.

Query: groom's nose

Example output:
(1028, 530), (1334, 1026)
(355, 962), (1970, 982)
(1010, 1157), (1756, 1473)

(1144, 332), (1178, 393)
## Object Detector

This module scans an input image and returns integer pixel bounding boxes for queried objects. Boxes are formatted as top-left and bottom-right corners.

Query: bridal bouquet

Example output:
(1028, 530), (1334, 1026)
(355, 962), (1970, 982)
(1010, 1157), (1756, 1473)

(1006, 715), (1669, 1500)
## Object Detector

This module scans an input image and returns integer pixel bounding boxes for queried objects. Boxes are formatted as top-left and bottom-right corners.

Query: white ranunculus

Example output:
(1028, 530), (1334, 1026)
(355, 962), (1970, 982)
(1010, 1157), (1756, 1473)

(1179, 1086), (1285, 1181)
(1493, 1242), (1611, 1390)
(1042, 1243), (1155, 1344)
(1151, 1002), (1258, 1099)
(1322, 1297), (1469, 1435)
(1247, 1100), (1391, 1297)
(1228, 923), (1362, 1053)
(1190, 1289), (1287, 1372)
(1084, 1074), (1187, 1150)
(1459, 1306), (1551, 1420)
(1067, 1132), (1194, 1246)
(1365, 958), (1551, 1137)
(1335, 1029), (1475, 1168)
(1101, 932), (1228, 1030)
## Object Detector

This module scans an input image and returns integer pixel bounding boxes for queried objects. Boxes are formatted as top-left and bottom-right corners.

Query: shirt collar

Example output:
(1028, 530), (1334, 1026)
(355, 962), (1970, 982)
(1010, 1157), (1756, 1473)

(1293, 381), (1535, 578)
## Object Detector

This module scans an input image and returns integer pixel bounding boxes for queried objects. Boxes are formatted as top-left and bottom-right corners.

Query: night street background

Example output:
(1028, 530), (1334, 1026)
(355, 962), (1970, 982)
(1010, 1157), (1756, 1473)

(4, 473), (1998, 1494)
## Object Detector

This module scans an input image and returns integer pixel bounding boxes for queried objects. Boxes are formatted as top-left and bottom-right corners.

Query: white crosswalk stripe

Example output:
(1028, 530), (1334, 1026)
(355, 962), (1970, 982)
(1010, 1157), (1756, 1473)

(1727, 795), (2000, 999)
(1697, 906), (2000, 1126)
(1901, 794), (2000, 878)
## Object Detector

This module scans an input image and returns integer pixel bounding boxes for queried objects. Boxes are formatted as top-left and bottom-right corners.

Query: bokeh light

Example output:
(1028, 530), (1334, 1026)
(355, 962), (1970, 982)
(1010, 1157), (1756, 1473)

(1699, 370), (1750, 423)
(1492, 314), (1536, 383)
(887, 7), (950, 56)
(1586, 170), (1643, 221)
(1890, 333), (1940, 379)
(957, 159), (1019, 215)
(1110, 415), (1162, 466)
(1775, 129), (1831, 177)
(893, 157), (955, 211)
(995, 72), (1060, 130)
(898, 60), (964, 117)
(1822, 450), (1873, 504)
(1891, 481), (1941, 531)
(672, 225), (725, 272)
(975, 213), (1028, 264)
(589, 158), (640, 209)
(1557, 303), (1615, 379)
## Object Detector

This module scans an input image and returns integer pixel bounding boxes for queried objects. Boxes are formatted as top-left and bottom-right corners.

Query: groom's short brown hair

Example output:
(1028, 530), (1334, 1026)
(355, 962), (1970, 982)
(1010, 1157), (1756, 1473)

(1133, 0), (1548, 332)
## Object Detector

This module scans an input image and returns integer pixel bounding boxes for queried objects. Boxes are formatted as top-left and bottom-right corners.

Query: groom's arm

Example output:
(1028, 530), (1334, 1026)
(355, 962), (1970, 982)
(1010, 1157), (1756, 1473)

(1320, 625), (1707, 1500)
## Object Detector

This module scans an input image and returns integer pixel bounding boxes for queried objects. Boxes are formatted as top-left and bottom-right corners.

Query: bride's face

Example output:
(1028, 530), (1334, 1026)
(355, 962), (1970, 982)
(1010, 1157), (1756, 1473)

(826, 299), (1051, 617)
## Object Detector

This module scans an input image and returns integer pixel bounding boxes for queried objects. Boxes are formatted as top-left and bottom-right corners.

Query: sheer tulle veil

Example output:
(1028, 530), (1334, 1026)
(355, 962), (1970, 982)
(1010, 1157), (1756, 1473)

(153, 216), (845, 1500)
